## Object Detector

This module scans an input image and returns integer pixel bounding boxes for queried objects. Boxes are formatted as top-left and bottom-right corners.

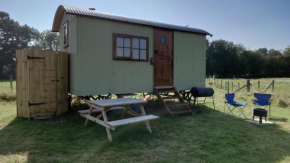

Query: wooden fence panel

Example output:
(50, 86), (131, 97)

(16, 49), (68, 119)
(56, 52), (68, 115)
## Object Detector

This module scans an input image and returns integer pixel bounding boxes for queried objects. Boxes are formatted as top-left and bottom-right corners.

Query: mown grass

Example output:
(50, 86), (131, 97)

(0, 79), (290, 163)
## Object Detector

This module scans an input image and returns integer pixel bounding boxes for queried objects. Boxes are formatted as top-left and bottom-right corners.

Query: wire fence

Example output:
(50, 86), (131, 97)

(207, 78), (276, 94)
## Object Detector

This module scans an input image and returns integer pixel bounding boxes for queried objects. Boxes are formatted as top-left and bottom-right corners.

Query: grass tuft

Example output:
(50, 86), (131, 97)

(0, 92), (16, 102)
(279, 99), (289, 108)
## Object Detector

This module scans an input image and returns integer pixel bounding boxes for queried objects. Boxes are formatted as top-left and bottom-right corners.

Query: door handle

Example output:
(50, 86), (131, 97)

(150, 58), (154, 65)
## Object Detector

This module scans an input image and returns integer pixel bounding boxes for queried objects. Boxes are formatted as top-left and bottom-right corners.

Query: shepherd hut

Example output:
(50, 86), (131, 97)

(52, 5), (212, 96)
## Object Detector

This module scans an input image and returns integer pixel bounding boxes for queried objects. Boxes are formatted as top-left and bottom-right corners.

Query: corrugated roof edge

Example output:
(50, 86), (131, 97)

(52, 5), (212, 36)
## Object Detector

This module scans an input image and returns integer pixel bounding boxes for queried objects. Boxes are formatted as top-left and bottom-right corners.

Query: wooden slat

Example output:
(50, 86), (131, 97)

(80, 114), (114, 129)
(155, 88), (175, 93)
(78, 106), (126, 114)
(44, 50), (57, 113)
(16, 50), (29, 118)
(56, 52), (68, 115)
(106, 115), (159, 127)
(87, 98), (147, 107)
(162, 95), (182, 100)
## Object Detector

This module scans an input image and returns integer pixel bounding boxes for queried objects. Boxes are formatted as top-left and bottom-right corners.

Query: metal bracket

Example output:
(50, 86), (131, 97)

(27, 56), (45, 60)
(28, 101), (46, 107)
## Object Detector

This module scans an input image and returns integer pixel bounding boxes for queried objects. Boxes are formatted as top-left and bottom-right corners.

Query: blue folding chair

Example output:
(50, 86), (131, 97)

(224, 93), (247, 118)
(253, 93), (271, 119)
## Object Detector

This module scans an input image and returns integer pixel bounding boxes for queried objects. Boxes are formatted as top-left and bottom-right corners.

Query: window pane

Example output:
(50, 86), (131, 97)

(140, 39), (146, 49)
(140, 50), (146, 60)
(124, 38), (130, 47)
(133, 38), (139, 48)
(161, 36), (166, 45)
(117, 48), (123, 57)
(117, 37), (123, 47)
(124, 48), (130, 57)
(133, 49), (139, 59)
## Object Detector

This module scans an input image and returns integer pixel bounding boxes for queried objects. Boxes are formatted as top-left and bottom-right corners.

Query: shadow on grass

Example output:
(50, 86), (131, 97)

(270, 116), (289, 122)
(0, 101), (290, 163)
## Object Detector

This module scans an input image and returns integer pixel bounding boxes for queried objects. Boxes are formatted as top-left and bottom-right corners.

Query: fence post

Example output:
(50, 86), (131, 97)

(258, 81), (260, 93)
(272, 80), (275, 92)
(247, 80), (250, 93)
(232, 82), (233, 92)
(238, 82), (240, 90)
(221, 80), (223, 89)
(227, 81), (230, 94)
(10, 75), (13, 92)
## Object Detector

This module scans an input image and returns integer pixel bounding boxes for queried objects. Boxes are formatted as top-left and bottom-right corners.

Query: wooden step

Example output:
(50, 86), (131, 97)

(78, 106), (126, 114)
(171, 110), (193, 115)
(106, 115), (159, 127)
(154, 86), (193, 116)
(162, 95), (182, 100)
(166, 103), (188, 107)
(156, 88), (175, 93)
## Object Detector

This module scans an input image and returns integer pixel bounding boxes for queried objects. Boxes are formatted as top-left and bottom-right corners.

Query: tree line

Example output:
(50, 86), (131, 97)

(0, 11), (59, 79)
(206, 40), (290, 78)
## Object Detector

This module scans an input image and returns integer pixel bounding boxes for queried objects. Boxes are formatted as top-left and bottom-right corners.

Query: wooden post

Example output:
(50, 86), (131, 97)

(247, 80), (250, 93)
(227, 81), (230, 94)
(9, 75), (13, 92)
(221, 80), (223, 89)
(258, 81), (260, 93)
(232, 82), (233, 92)
(238, 82), (240, 90)
(272, 80), (275, 92)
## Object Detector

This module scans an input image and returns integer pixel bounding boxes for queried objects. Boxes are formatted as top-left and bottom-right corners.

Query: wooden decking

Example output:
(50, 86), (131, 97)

(154, 86), (193, 116)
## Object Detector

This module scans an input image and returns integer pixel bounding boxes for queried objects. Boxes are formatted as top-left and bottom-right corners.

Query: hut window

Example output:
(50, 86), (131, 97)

(114, 34), (148, 61)
(161, 36), (166, 45)
(63, 21), (68, 48)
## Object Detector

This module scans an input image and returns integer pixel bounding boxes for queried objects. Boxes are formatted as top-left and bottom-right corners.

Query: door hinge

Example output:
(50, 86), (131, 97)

(28, 101), (46, 107)
(27, 55), (45, 60)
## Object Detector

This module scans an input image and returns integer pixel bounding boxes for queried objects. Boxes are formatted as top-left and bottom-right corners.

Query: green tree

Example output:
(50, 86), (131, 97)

(32, 30), (59, 52)
(256, 48), (268, 56)
(240, 51), (264, 77)
(268, 49), (282, 56)
(0, 11), (39, 79)
(206, 40), (239, 77)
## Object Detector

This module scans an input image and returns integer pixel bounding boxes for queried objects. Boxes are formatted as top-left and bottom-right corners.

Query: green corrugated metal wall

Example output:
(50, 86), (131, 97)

(59, 14), (78, 94)
(75, 16), (154, 95)
(60, 15), (206, 95)
(173, 31), (206, 90)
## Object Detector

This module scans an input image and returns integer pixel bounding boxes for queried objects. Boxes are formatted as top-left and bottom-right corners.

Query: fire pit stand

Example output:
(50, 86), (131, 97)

(253, 108), (267, 124)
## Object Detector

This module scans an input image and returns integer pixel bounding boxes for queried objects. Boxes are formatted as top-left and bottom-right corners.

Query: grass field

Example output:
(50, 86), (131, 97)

(0, 79), (290, 163)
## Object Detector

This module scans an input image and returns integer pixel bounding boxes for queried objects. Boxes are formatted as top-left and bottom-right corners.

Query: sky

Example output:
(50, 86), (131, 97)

(1, 0), (290, 51)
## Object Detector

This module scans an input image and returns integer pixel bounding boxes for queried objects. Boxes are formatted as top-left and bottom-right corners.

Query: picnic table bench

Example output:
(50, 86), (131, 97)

(78, 98), (159, 141)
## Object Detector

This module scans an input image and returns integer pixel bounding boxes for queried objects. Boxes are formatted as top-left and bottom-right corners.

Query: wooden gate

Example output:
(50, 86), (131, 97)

(16, 49), (68, 119)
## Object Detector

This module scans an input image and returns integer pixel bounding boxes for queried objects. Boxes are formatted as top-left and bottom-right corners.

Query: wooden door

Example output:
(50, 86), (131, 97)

(154, 28), (173, 86)
(28, 50), (57, 115)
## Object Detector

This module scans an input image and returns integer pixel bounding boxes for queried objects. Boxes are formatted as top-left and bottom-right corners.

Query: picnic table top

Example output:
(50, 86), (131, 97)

(87, 98), (147, 107)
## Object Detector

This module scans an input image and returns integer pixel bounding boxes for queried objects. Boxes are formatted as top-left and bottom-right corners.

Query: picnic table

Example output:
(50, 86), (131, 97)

(78, 98), (159, 141)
